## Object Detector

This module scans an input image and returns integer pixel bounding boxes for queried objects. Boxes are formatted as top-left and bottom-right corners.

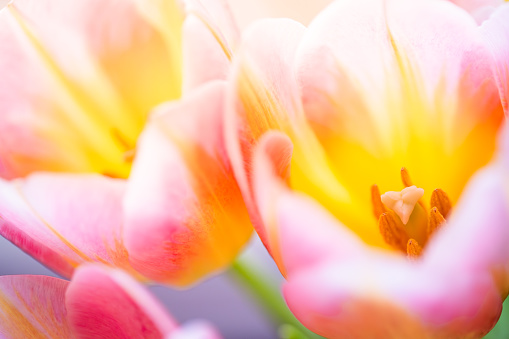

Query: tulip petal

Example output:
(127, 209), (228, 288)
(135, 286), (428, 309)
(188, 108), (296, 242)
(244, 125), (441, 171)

(424, 164), (509, 296)
(251, 131), (364, 274)
(284, 255), (502, 339)
(0, 275), (71, 338)
(66, 265), (176, 338)
(225, 18), (350, 248)
(0, 0), (182, 178)
(447, 0), (504, 22)
(181, 0), (239, 91)
(124, 82), (252, 286)
(0, 173), (129, 278)
(225, 19), (306, 222)
(481, 3), (509, 115)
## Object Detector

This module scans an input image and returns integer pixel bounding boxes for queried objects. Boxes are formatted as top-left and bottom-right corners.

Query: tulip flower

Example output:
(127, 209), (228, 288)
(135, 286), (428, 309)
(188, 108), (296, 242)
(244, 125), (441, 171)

(0, 0), (252, 286)
(225, 0), (509, 337)
(0, 264), (222, 338)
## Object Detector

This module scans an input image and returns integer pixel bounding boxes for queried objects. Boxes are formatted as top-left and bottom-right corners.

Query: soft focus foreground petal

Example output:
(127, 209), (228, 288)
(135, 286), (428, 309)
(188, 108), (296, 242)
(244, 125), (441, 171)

(0, 275), (71, 338)
(124, 82), (252, 286)
(0, 173), (129, 278)
(481, 3), (509, 115)
(167, 321), (222, 339)
(0, 0), (182, 178)
(182, 0), (239, 91)
(284, 255), (502, 339)
(424, 164), (509, 297)
(66, 265), (176, 339)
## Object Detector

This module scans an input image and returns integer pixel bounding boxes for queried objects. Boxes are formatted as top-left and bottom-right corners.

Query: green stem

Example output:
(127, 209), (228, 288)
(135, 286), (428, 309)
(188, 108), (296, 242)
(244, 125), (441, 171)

(230, 258), (322, 339)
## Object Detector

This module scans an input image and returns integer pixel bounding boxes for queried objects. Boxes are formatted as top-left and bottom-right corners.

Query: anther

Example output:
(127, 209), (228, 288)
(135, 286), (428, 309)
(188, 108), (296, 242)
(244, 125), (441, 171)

(381, 185), (424, 224)
(400, 167), (413, 187)
(427, 207), (446, 237)
(379, 211), (409, 252)
(407, 239), (422, 259)
(430, 188), (451, 218)
(371, 185), (387, 219)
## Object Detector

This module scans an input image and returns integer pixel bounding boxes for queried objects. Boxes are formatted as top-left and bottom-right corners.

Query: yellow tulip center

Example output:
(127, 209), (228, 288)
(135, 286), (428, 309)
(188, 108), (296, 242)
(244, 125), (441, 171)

(287, 66), (505, 254)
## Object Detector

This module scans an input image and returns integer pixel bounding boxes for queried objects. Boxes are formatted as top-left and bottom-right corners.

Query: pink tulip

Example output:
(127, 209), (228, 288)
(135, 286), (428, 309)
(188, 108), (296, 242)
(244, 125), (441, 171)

(225, 0), (509, 337)
(0, 0), (252, 286)
(0, 264), (222, 339)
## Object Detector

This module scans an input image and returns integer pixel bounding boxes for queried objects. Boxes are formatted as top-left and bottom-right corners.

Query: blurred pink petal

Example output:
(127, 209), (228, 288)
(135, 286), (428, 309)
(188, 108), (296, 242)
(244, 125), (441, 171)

(124, 81), (252, 286)
(0, 274), (71, 338)
(0, 265), (222, 338)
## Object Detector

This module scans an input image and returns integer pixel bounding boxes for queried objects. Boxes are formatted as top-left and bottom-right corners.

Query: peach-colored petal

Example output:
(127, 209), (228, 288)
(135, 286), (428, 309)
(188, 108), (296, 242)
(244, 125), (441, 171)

(0, 0), (182, 179)
(67, 265), (177, 338)
(0, 173), (128, 278)
(0, 275), (71, 338)
(481, 3), (509, 115)
(284, 255), (502, 339)
(124, 82), (252, 286)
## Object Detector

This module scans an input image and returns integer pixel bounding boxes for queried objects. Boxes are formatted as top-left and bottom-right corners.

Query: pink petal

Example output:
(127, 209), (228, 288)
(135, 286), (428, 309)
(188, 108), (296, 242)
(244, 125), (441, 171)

(447, 0), (504, 22)
(297, 0), (501, 138)
(0, 275), (71, 338)
(224, 18), (306, 245)
(0, 173), (128, 278)
(424, 164), (509, 296)
(284, 255), (502, 339)
(251, 131), (364, 274)
(66, 265), (177, 338)
(124, 82), (252, 286)
(481, 3), (509, 115)
(182, 0), (239, 91)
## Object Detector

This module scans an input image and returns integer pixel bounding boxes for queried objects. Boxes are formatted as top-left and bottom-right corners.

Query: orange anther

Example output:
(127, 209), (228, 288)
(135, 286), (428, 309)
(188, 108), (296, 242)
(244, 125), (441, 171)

(371, 184), (387, 219)
(430, 188), (451, 218)
(379, 211), (409, 252)
(427, 207), (446, 236)
(401, 167), (413, 187)
(407, 239), (423, 259)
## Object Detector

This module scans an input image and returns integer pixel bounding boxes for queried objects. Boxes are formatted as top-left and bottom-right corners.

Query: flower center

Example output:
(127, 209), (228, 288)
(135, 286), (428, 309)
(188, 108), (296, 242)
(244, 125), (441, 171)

(371, 168), (451, 258)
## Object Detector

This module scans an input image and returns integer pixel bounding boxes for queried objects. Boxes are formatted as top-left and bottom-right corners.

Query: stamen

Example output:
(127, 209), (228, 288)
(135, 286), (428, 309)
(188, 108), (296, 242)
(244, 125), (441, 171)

(381, 186), (424, 224)
(427, 207), (446, 237)
(400, 167), (413, 187)
(407, 239), (422, 259)
(430, 189), (451, 218)
(379, 211), (409, 252)
(371, 185), (387, 219)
